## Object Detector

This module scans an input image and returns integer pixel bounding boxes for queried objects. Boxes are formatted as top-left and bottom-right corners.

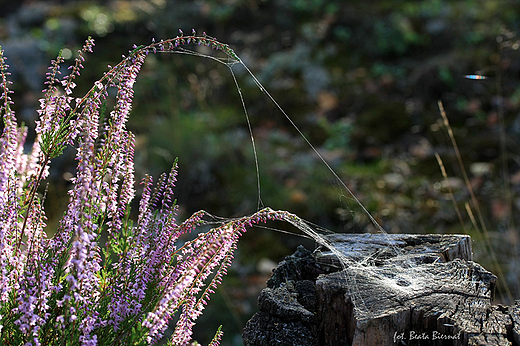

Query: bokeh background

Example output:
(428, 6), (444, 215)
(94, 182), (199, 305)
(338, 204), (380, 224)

(2, 0), (520, 344)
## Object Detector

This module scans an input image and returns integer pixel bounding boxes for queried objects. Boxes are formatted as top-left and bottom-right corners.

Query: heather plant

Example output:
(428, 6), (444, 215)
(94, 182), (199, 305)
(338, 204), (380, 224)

(0, 31), (308, 346)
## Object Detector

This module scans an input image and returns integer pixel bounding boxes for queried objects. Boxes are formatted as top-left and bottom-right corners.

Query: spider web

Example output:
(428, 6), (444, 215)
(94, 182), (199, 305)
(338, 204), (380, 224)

(148, 42), (462, 315)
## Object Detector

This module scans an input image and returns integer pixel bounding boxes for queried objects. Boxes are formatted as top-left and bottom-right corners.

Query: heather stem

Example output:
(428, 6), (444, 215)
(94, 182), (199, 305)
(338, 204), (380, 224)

(15, 153), (50, 252)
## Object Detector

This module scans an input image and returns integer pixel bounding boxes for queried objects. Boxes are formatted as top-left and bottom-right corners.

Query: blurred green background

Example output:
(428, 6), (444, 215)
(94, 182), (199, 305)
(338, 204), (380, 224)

(2, 0), (520, 344)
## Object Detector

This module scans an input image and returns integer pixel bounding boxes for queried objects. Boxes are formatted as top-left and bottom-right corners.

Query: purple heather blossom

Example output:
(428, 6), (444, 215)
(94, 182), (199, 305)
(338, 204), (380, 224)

(0, 34), (298, 346)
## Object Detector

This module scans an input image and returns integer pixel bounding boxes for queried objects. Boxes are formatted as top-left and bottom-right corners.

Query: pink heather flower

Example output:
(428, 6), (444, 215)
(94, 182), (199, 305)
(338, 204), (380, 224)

(0, 47), (28, 309)
(105, 131), (136, 236)
(208, 327), (224, 346)
(0, 33), (299, 346)
(143, 268), (198, 343)
(137, 175), (154, 231)
(141, 209), (285, 343)
(63, 38), (94, 95)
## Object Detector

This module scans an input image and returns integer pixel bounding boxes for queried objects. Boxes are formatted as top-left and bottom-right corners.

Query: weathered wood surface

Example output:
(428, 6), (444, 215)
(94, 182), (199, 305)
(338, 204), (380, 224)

(242, 234), (519, 346)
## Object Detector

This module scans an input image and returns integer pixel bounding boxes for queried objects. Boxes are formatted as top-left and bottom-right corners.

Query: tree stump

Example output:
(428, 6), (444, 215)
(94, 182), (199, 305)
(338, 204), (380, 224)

(242, 234), (520, 346)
